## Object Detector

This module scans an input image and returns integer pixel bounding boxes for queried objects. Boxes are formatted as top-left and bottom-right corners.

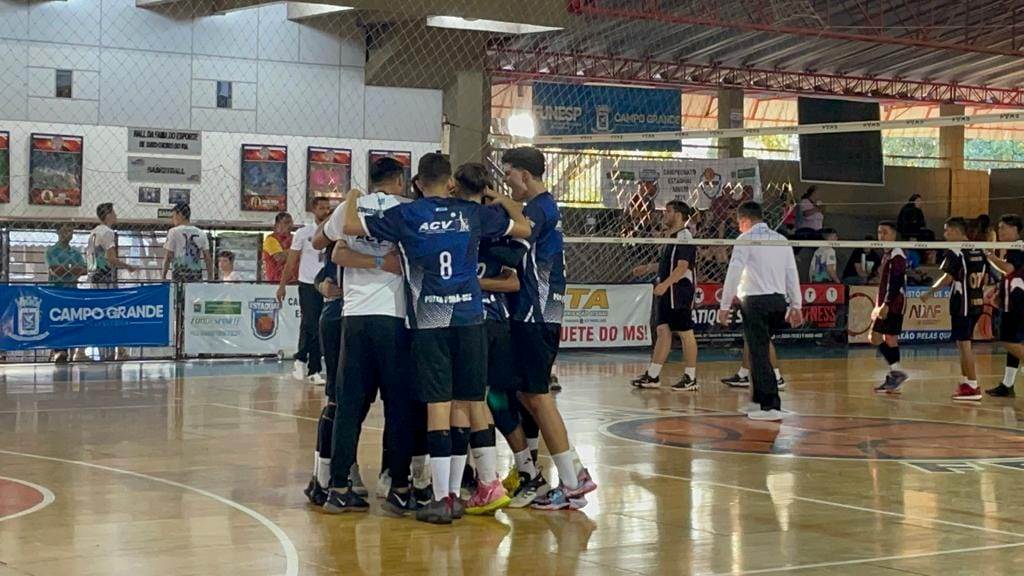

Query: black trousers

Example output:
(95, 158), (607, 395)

(740, 294), (787, 411)
(330, 315), (415, 490)
(296, 282), (324, 375)
(319, 299), (342, 401)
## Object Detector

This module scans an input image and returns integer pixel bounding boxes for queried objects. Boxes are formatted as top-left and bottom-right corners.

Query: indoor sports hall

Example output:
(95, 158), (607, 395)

(3, 1), (1024, 575)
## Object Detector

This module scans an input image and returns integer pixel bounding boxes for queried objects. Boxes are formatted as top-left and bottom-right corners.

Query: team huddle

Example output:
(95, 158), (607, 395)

(304, 147), (596, 524)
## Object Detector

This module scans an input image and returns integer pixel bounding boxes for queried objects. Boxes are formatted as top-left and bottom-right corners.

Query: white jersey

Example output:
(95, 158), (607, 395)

(86, 224), (116, 272)
(292, 223), (325, 284)
(164, 225), (209, 276)
(323, 192), (408, 318)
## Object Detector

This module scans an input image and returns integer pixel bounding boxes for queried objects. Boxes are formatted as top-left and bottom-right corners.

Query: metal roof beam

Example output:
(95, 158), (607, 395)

(570, 0), (1024, 58)
(488, 47), (1024, 107)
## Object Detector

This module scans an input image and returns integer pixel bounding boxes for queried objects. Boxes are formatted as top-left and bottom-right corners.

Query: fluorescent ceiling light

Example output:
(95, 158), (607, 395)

(426, 16), (561, 34)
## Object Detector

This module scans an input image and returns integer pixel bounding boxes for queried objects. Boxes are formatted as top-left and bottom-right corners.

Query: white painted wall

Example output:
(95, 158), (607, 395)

(0, 0), (444, 223)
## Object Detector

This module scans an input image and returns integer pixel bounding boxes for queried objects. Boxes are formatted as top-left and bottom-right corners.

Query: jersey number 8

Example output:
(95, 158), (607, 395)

(440, 251), (453, 280)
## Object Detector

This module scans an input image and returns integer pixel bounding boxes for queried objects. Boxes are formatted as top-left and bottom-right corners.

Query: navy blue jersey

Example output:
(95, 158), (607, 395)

(363, 196), (513, 329)
(507, 192), (566, 324)
(479, 238), (528, 322)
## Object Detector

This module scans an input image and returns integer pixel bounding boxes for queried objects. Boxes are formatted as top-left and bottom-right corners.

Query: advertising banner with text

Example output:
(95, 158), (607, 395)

(561, 284), (653, 348)
(846, 286), (994, 344)
(183, 283), (301, 356)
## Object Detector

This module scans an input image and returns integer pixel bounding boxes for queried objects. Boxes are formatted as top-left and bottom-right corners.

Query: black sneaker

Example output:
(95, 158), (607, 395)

(416, 496), (453, 524)
(631, 372), (661, 389)
(413, 485), (433, 508)
(381, 489), (418, 517)
(671, 375), (699, 392)
(550, 374), (562, 392)
(322, 485), (370, 514)
(451, 495), (466, 519)
(722, 374), (750, 388)
(987, 383), (1016, 398)
(303, 477), (328, 507)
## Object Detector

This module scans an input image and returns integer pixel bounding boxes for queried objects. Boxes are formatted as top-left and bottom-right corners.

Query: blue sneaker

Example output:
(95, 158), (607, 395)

(531, 486), (588, 511)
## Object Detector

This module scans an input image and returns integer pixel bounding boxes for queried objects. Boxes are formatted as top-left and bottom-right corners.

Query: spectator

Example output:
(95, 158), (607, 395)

(896, 194), (935, 241)
(218, 250), (240, 281)
(842, 236), (883, 285)
(87, 203), (136, 286)
(263, 211), (293, 282)
(46, 223), (87, 364)
(809, 228), (841, 283)
(795, 186), (824, 235)
(161, 203), (212, 282)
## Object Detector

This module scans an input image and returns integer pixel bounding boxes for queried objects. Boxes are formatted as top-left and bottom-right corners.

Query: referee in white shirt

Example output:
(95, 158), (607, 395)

(717, 202), (803, 421)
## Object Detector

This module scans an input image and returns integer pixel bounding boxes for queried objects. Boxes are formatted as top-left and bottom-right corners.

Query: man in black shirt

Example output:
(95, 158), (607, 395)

(922, 217), (987, 402)
(631, 201), (699, 391)
(842, 239), (882, 285)
(986, 214), (1024, 398)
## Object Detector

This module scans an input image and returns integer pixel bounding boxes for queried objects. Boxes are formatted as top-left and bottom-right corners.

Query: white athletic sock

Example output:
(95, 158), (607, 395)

(472, 446), (498, 483)
(551, 449), (582, 490)
(738, 367), (750, 378)
(430, 456), (451, 502)
(774, 369), (782, 380)
(317, 457), (331, 488)
(449, 454), (468, 496)
(1005, 367), (1018, 387)
(411, 455), (430, 488)
(527, 436), (540, 454)
(312, 451), (319, 478)
(967, 380), (979, 389)
(513, 448), (538, 478)
(647, 363), (663, 378)
(684, 367), (696, 379)
(890, 363), (901, 371)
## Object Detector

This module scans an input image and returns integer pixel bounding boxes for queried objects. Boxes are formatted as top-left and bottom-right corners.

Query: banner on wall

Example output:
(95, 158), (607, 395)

(532, 82), (681, 151)
(127, 156), (202, 185)
(599, 157), (761, 211)
(307, 147), (351, 210)
(183, 283), (301, 356)
(127, 127), (202, 156)
(691, 283), (847, 346)
(0, 284), (171, 351)
(368, 150), (413, 197)
(0, 131), (8, 203)
(845, 285), (994, 344)
(560, 284), (653, 348)
(241, 144), (288, 212)
(29, 133), (83, 206)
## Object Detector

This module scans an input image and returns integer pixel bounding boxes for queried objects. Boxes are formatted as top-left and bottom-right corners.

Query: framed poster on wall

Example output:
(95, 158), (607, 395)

(241, 144), (288, 212)
(306, 147), (351, 210)
(0, 131), (9, 203)
(29, 133), (83, 206)
(368, 150), (412, 196)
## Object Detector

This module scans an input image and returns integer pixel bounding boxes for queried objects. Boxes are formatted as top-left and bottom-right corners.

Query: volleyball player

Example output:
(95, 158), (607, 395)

(921, 218), (986, 401)
(630, 200), (699, 390)
(502, 147), (598, 511)
(161, 203), (212, 282)
(985, 214), (1024, 398)
(343, 153), (530, 524)
(319, 158), (412, 513)
(721, 342), (786, 390)
(870, 221), (908, 394)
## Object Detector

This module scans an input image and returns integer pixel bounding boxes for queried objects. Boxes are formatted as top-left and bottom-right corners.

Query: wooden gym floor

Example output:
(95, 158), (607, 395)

(2, 345), (1024, 575)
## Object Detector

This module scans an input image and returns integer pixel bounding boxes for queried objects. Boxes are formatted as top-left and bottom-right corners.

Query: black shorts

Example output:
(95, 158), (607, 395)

(871, 313), (904, 337)
(486, 320), (515, 391)
(510, 321), (560, 395)
(339, 315), (408, 405)
(951, 312), (980, 342)
(1001, 311), (1024, 344)
(411, 324), (487, 404)
(656, 294), (693, 332)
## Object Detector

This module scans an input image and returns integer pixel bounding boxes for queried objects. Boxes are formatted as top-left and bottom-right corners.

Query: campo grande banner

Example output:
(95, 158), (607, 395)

(561, 284), (653, 348)
(599, 156), (761, 211)
(183, 283), (301, 356)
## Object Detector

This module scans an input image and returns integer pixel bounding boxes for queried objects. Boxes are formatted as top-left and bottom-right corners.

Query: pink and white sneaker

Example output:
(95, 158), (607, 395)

(952, 383), (982, 402)
(465, 479), (511, 515)
(532, 468), (598, 510)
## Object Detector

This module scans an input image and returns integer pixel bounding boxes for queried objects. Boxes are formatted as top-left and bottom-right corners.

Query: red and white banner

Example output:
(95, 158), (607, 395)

(561, 284), (653, 348)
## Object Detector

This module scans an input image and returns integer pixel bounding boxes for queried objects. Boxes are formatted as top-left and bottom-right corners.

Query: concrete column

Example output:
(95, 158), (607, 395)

(442, 70), (489, 166)
(939, 103), (965, 170)
(717, 87), (744, 159)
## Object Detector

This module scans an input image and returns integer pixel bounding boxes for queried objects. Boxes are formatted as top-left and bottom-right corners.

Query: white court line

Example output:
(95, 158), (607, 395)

(0, 449), (299, 576)
(556, 396), (736, 415)
(207, 403), (385, 432)
(704, 541), (1024, 575)
(596, 462), (1024, 538)
(0, 475), (56, 523)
